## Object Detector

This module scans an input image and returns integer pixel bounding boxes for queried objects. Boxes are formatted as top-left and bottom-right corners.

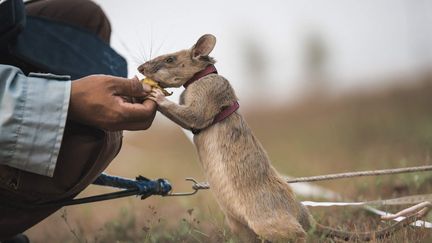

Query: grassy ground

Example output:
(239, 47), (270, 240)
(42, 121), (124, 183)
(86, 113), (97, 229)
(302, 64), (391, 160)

(26, 76), (432, 242)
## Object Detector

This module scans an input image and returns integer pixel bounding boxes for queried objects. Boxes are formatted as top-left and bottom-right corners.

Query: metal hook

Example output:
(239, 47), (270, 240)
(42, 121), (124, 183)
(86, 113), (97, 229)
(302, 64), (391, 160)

(164, 178), (199, 196)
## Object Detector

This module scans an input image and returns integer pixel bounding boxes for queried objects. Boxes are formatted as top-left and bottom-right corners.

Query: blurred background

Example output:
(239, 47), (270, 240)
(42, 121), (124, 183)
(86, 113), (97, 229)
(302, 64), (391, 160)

(104, 0), (432, 106)
(27, 0), (432, 242)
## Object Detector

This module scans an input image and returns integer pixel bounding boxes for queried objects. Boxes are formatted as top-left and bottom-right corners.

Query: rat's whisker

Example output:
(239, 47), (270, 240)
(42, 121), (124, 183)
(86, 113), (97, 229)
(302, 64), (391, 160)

(154, 30), (170, 57)
(130, 55), (146, 67)
(149, 26), (154, 60)
(134, 29), (149, 62)
(136, 40), (148, 62)
(113, 34), (146, 66)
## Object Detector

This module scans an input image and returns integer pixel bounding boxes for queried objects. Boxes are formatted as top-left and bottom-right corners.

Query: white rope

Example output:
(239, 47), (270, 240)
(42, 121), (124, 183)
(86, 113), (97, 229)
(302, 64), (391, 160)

(365, 205), (432, 228)
(302, 194), (432, 207)
(301, 195), (432, 228)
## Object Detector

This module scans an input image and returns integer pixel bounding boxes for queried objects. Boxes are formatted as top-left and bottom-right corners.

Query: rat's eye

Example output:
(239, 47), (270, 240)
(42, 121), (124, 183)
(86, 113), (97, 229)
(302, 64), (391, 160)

(165, 57), (175, 63)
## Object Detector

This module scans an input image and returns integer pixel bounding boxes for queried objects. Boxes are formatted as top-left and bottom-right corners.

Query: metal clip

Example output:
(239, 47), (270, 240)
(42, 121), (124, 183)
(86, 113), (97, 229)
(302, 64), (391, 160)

(165, 178), (199, 196)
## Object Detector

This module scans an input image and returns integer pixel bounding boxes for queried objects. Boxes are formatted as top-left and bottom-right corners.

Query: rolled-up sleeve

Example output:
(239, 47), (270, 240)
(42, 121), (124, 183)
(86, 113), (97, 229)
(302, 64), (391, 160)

(0, 64), (71, 177)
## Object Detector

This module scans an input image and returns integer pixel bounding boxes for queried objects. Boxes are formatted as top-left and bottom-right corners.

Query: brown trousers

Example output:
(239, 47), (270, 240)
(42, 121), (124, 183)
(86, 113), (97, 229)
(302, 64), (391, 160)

(0, 0), (122, 239)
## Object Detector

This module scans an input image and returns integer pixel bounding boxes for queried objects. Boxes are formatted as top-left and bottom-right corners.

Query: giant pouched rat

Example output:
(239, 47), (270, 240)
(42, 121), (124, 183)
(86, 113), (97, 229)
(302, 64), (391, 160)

(139, 34), (426, 242)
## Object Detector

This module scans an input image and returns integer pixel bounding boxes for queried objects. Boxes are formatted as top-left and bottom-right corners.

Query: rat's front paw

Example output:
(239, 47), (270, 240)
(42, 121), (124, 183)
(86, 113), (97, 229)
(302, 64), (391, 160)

(148, 89), (168, 105)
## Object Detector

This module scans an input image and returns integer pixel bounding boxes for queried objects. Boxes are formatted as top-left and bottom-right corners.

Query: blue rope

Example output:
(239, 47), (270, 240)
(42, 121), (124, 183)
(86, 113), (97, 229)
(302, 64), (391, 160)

(92, 173), (172, 198)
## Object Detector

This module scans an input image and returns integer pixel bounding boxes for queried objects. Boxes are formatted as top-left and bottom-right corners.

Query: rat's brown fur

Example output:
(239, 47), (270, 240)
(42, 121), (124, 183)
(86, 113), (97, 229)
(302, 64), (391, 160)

(140, 34), (421, 242)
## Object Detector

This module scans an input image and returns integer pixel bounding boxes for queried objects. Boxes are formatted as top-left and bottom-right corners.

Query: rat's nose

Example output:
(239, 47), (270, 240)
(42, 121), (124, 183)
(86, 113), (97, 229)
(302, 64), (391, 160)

(137, 64), (145, 73)
(138, 62), (153, 74)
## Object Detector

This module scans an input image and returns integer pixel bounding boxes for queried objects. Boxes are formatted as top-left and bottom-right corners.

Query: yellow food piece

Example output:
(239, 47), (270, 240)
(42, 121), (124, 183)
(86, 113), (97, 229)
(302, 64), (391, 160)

(141, 77), (172, 96)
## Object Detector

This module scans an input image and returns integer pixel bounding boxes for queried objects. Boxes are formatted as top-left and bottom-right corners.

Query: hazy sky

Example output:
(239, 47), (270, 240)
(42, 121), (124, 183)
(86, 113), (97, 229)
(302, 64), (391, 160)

(95, 0), (432, 103)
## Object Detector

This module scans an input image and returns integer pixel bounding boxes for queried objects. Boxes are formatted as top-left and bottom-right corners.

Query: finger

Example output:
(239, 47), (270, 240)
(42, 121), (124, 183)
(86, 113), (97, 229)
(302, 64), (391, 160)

(131, 97), (145, 104)
(105, 117), (155, 131)
(148, 91), (156, 98)
(143, 84), (152, 93)
(116, 120), (155, 131)
(149, 91), (158, 99)
(154, 89), (164, 96)
(119, 99), (157, 123)
(134, 75), (152, 93)
(111, 76), (149, 97)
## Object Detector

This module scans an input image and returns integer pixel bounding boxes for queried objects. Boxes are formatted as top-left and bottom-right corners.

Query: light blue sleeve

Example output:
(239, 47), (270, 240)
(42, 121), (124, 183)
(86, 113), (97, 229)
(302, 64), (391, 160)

(0, 64), (71, 177)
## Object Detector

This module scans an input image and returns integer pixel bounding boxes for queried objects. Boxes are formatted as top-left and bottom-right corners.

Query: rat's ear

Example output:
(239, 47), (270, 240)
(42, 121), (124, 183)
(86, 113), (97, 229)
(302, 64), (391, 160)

(191, 34), (216, 59)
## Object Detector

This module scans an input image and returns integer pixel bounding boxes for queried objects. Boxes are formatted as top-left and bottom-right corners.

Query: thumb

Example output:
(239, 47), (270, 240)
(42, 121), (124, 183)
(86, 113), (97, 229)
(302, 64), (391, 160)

(112, 76), (148, 97)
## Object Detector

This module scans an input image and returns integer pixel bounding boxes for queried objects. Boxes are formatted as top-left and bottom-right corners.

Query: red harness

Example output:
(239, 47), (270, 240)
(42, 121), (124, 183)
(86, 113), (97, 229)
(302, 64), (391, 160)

(184, 65), (240, 135)
(183, 64), (218, 88)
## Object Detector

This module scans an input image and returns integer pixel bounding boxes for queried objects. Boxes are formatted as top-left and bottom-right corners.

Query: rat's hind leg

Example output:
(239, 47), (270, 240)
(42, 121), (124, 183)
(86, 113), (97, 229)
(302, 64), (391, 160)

(247, 214), (307, 243)
(226, 215), (260, 243)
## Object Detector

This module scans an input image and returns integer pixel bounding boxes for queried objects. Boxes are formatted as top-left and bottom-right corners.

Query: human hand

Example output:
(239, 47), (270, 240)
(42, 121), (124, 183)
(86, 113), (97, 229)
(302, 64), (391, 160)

(68, 75), (157, 131)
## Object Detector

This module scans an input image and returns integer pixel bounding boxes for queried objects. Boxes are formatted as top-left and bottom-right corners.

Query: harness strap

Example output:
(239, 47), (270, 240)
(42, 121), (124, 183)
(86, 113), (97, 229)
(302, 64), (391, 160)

(192, 101), (240, 135)
(183, 64), (218, 88)
(183, 65), (240, 135)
